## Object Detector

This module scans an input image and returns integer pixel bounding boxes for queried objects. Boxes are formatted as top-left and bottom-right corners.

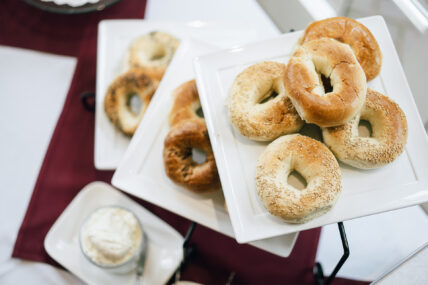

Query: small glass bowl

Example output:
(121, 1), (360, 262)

(79, 206), (145, 274)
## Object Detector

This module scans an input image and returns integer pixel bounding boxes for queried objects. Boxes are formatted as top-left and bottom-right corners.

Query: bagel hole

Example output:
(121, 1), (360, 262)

(192, 148), (207, 165)
(196, 106), (204, 118)
(321, 74), (333, 93)
(358, 120), (373, 137)
(259, 89), (279, 104)
(299, 124), (323, 142)
(127, 93), (143, 115)
(288, 170), (307, 190)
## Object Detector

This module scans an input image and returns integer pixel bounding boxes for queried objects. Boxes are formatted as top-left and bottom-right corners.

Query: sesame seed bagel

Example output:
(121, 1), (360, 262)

(284, 38), (367, 127)
(300, 17), (382, 81)
(228, 62), (304, 141)
(163, 120), (220, 193)
(129, 31), (179, 80)
(104, 68), (159, 136)
(256, 134), (342, 223)
(322, 89), (408, 169)
(169, 79), (205, 127)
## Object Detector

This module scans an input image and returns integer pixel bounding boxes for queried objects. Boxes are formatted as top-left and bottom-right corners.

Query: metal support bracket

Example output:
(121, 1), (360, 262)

(314, 222), (350, 285)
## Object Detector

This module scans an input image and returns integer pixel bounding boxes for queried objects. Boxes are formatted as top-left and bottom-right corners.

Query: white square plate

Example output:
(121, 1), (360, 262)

(194, 16), (428, 243)
(44, 182), (183, 285)
(95, 20), (278, 170)
(112, 40), (298, 257)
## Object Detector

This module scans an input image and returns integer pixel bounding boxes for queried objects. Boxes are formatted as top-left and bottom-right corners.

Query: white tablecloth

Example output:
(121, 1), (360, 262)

(1, 0), (428, 284)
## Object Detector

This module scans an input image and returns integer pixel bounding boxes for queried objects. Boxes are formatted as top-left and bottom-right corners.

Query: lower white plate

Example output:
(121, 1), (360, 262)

(44, 182), (183, 285)
(95, 20), (279, 170)
(194, 16), (428, 243)
(112, 39), (298, 257)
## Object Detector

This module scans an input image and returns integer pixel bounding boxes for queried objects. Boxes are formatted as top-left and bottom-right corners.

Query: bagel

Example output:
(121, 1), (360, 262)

(104, 68), (159, 136)
(163, 120), (220, 193)
(300, 17), (382, 81)
(322, 89), (408, 169)
(256, 134), (341, 223)
(129, 31), (179, 80)
(169, 80), (205, 127)
(284, 38), (367, 127)
(228, 62), (304, 141)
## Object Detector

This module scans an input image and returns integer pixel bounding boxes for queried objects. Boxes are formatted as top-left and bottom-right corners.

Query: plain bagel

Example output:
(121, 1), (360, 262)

(322, 89), (408, 169)
(256, 134), (342, 223)
(169, 79), (205, 127)
(129, 31), (179, 80)
(284, 38), (367, 127)
(163, 120), (220, 193)
(300, 17), (382, 81)
(228, 62), (304, 141)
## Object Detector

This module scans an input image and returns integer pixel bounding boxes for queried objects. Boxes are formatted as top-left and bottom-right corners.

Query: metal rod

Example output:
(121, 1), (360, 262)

(325, 222), (349, 285)
(183, 221), (197, 250)
(80, 92), (95, 112)
(174, 222), (198, 283)
(313, 222), (350, 285)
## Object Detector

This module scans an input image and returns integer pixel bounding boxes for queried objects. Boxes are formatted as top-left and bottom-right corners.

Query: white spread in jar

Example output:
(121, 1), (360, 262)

(80, 207), (142, 266)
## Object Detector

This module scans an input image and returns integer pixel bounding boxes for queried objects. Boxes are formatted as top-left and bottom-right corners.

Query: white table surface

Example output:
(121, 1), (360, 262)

(1, 0), (428, 284)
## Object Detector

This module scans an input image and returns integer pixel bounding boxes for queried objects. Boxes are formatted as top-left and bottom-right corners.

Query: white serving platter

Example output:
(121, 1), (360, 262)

(95, 20), (278, 170)
(44, 182), (183, 285)
(194, 16), (428, 243)
(112, 39), (298, 257)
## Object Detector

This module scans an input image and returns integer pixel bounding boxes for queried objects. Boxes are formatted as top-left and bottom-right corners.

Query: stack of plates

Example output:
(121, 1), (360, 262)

(46, 17), (428, 284)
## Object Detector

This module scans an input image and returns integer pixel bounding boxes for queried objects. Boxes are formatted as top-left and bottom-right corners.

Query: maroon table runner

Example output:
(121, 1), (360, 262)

(1, 1), (369, 284)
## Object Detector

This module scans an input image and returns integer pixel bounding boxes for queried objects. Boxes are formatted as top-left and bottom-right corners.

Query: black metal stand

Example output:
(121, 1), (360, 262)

(314, 222), (350, 285)
(81, 92), (95, 112)
(174, 222), (198, 283)
(170, 221), (349, 285)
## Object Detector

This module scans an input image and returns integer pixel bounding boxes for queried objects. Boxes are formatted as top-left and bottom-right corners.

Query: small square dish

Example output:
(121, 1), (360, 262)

(112, 39), (298, 257)
(194, 16), (428, 243)
(95, 20), (278, 170)
(44, 182), (183, 285)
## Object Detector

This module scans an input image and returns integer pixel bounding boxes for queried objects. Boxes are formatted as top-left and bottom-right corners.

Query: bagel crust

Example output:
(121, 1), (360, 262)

(322, 89), (408, 169)
(301, 17), (382, 81)
(129, 31), (179, 80)
(104, 68), (159, 136)
(284, 38), (367, 127)
(256, 134), (341, 223)
(169, 80), (205, 127)
(163, 120), (220, 193)
(228, 62), (304, 141)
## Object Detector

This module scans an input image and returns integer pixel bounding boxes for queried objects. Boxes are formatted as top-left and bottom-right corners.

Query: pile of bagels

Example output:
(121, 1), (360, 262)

(104, 31), (179, 136)
(228, 17), (408, 223)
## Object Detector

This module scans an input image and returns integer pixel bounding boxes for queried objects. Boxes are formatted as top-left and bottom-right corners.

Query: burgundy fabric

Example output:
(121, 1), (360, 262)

(1, 0), (369, 284)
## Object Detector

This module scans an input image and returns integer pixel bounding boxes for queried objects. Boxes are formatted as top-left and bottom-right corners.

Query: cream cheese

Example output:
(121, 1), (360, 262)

(80, 207), (142, 266)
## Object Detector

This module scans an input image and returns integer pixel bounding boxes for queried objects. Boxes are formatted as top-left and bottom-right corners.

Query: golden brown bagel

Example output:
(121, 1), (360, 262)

(104, 68), (159, 136)
(169, 80), (205, 127)
(163, 120), (220, 193)
(322, 89), (408, 169)
(284, 38), (367, 127)
(129, 31), (179, 80)
(300, 17), (382, 81)
(228, 62), (304, 141)
(256, 134), (342, 223)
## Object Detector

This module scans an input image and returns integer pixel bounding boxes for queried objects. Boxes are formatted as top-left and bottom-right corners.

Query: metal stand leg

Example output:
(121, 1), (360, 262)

(174, 222), (198, 283)
(81, 92), (95, 112)
(314, 222), (350, 285)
